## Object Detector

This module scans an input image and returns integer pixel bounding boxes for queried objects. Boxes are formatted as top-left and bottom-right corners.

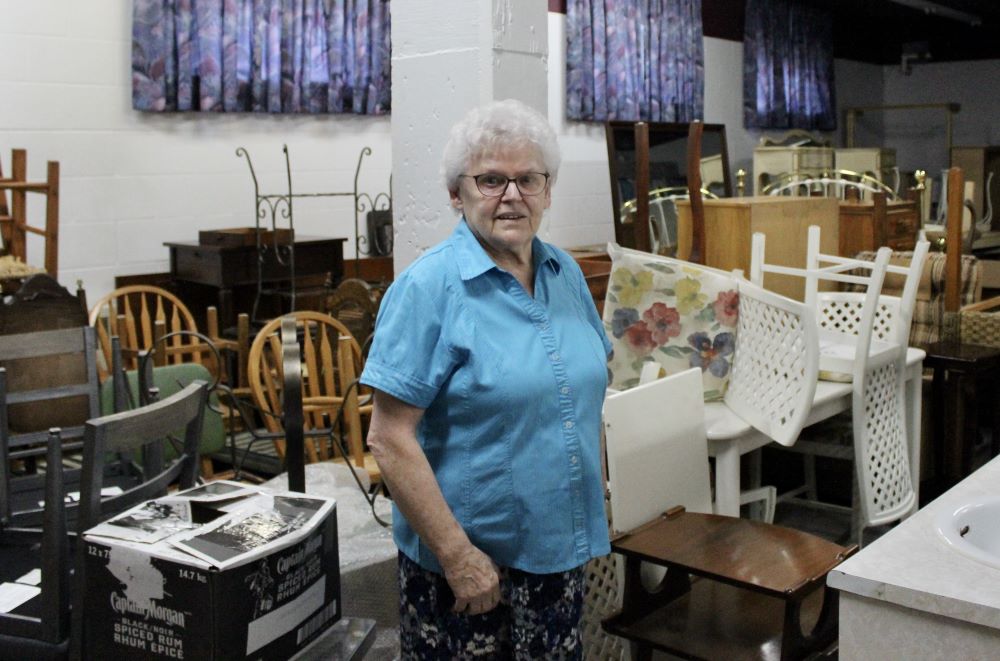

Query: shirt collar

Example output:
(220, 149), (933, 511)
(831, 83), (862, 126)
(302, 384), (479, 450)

(452, 218), (561, 281)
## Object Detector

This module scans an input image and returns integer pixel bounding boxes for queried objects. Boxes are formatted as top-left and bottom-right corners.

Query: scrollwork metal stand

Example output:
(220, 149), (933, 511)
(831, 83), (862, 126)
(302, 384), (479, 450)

(236, 144), (391, 324)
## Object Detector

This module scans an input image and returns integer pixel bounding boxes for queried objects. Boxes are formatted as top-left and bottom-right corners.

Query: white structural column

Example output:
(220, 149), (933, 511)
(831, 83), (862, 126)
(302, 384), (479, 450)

(390, 0), (549, 274)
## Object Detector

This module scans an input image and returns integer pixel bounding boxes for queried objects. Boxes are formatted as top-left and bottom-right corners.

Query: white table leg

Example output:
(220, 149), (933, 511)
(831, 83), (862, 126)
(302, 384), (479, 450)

(906, 360), (923, 512)
(714, 443), (742, 517)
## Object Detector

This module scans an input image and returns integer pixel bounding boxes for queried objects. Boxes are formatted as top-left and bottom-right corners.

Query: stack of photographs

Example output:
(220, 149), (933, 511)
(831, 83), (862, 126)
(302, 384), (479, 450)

(84, 481), (334, 569)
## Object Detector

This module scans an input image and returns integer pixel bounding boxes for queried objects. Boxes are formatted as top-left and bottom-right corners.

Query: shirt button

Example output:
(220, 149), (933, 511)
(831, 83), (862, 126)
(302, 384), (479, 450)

(570, 455), (579, 465)
(551, 352), (560, 361)
(564, 420), (574, 429)
(560, 386), (570, 395)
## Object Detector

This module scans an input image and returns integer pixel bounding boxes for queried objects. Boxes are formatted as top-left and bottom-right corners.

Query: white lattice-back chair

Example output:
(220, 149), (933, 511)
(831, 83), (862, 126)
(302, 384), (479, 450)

(722, 277), (820, 448)
(752, 228), (919, 543)
(803, 230), (929, 369)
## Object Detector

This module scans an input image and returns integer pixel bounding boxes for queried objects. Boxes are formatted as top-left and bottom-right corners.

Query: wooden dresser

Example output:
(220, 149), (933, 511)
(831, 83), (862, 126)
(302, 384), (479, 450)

(676, 196), (839, 300)
(838, 195), (919, 256)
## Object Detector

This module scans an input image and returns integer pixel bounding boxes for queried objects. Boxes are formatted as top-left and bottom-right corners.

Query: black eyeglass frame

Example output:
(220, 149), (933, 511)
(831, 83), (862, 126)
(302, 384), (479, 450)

(458, 172), (551, 198)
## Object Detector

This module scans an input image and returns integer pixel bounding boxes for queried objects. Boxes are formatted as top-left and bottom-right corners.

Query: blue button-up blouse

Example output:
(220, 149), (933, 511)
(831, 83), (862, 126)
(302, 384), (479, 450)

(360, 219), (612, 575)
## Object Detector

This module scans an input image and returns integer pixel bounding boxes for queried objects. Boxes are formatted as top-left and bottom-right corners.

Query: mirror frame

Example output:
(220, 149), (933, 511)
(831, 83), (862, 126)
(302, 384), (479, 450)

(605, 121), (732, 251)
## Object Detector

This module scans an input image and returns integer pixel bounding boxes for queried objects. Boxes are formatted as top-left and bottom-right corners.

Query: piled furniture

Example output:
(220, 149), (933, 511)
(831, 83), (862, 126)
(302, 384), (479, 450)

(753, 227), (929, 544)
(0, 333), (208, 658)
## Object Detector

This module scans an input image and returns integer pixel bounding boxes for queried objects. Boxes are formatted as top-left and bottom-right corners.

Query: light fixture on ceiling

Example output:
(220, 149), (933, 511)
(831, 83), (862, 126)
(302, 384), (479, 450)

(901, 41), (932, 75)
(886, 0), (983, 26)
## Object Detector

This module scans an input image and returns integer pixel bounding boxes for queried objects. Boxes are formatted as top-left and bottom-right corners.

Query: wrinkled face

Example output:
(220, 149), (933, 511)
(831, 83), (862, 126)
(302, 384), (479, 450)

(450, 143), (551, 260)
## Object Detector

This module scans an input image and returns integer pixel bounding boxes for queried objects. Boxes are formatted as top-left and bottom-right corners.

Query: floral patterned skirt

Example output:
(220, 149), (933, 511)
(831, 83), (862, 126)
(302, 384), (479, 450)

(397, 552), (585, 660)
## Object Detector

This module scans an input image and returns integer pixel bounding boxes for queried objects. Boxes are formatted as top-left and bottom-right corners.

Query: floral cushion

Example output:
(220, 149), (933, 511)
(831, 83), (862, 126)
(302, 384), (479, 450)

(603, 244), (739, 400)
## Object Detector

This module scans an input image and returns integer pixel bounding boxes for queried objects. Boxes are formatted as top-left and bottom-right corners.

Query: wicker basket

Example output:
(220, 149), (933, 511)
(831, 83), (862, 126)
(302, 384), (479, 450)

(959, 304), (1000, 348)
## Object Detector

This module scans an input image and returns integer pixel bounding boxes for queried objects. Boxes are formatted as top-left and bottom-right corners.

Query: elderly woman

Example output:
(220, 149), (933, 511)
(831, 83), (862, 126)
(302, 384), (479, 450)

(361, 99), (611, 659)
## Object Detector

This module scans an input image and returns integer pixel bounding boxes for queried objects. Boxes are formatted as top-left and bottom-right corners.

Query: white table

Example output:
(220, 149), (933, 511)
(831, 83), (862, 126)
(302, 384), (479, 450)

(706, 347), (925, 517)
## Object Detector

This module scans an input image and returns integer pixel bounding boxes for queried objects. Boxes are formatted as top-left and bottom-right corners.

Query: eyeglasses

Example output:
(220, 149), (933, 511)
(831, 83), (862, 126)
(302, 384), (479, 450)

(459, 172), (550, 197)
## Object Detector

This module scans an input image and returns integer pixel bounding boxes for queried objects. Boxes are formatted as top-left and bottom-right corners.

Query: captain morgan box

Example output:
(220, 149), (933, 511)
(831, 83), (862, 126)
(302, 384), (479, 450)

(81, 482), (341, 660)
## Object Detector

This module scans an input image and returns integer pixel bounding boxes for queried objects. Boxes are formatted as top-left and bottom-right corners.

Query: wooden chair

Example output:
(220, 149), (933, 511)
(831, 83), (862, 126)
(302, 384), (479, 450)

(600, 368), (856, 660)
(0, 149), (60, 279)
(0, 430), (70, 660)
(247, 311), (378, 482)
(88, 285), (247, 383)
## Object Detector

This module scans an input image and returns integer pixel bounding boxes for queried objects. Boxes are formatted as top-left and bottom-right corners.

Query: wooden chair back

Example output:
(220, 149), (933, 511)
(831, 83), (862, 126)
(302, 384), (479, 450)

(0, 275), (91, 438)
(325, 278), (379, 349)
(0, 327), (100, 480)
(248, 312), (373, 476)
(88, 285), (203, 379)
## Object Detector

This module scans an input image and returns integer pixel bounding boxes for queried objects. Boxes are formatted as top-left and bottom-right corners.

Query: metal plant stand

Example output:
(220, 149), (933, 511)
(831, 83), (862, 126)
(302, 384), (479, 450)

(236, 144), (390, 324)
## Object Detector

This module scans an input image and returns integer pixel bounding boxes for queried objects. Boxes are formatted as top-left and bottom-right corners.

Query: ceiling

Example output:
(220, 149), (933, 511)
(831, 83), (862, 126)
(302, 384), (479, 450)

(702, 0), (1000, 64)
(814, 0), (1000, 64)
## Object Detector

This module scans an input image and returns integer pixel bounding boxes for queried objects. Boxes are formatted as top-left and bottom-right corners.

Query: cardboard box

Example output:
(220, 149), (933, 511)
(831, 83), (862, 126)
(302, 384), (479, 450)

(81, 482), (341, 661)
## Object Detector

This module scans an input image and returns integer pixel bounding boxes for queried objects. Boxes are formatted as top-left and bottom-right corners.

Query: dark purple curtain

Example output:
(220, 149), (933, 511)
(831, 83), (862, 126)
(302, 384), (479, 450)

(132, 0), (390, 114)
(743, 0), (835, 130)
(566, 0), (704, 122)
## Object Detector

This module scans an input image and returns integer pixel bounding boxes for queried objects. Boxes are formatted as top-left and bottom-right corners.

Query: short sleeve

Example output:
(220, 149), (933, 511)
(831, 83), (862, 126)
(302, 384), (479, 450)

(360, 271), (458, 409)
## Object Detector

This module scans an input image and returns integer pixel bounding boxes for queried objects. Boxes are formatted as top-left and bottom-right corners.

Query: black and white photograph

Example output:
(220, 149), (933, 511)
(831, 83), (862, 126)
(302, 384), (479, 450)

(86, 498), (196, 544)
(170, 494), (333, 569)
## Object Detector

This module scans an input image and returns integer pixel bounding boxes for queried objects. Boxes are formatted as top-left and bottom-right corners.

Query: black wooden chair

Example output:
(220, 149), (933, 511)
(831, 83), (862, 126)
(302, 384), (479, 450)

(77, 379), (207, 533)
(0, 420), (70, 660)
(70, 380), (208, 660)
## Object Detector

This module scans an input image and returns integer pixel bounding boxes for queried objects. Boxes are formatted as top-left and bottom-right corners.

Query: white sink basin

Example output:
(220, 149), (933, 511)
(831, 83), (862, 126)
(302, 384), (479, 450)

(936, 496), (1000, 570)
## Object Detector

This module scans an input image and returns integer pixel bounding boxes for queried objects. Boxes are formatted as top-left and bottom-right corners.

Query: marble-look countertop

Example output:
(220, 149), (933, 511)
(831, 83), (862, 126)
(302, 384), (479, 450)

(828, 453), (1000, 630)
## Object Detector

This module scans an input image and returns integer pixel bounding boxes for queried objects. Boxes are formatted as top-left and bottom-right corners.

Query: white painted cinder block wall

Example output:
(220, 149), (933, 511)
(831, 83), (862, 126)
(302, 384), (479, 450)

(1, 2), (996, 299)
(0, 1), (393, 300)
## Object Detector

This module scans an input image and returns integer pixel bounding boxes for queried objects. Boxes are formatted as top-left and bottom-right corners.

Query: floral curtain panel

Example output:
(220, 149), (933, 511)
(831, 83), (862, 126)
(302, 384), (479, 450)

(742, 0), (835, 130)
(565, 0), (704, 122)
(132, 0), (391, 114)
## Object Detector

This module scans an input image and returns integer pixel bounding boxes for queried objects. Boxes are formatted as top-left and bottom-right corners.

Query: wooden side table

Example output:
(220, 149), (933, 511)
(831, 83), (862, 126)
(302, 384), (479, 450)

(922, 340), (1000, 502)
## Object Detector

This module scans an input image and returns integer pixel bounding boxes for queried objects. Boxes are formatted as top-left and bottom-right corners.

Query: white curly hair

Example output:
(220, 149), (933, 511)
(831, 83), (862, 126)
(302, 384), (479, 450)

(440, 99), (561, 194)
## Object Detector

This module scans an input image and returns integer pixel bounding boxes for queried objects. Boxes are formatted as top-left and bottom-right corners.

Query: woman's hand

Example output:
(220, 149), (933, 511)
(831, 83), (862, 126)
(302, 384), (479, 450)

(442, 544), (501, 615)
